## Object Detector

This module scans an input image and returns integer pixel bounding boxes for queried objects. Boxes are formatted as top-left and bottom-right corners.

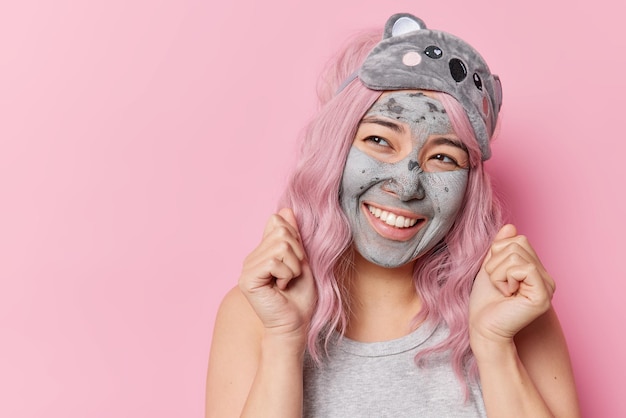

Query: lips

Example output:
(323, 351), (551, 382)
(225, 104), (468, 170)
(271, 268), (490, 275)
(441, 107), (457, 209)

(363, 203), (425, 241)
(367, 204), (419, 228)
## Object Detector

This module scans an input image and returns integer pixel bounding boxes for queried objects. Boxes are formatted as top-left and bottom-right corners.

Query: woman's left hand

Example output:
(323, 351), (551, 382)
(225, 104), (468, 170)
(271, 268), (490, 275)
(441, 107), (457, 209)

(469, 224), (556, 345)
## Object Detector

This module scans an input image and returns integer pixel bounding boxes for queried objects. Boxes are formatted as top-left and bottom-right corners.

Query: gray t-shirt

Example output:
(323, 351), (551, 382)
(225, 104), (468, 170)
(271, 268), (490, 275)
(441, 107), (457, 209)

(303, 323), (486, 417)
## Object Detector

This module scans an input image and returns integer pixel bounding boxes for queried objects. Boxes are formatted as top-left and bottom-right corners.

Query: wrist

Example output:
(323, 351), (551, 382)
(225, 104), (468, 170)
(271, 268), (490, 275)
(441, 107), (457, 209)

(470, 330), (517, 363)
(262, 330), (307, 358)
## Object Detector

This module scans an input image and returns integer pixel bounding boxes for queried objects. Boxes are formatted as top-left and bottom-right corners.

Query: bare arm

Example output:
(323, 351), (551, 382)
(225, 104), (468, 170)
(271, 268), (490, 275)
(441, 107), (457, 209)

(205, 208), (315, 418)
(205, 287), (263, 417)
(472, 308), (579, 418)
(470, 225), (580, 418)
(241, 330), (307, 417)
(205, 288), (308, 418)
(515, 307), (580, 417)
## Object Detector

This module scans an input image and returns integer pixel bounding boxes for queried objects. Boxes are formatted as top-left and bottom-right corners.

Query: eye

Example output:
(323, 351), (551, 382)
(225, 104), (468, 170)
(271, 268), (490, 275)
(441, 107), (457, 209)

(422, 150), (468, 172)
(430, 153), (458, 165)
(420, 137), (469, 172)
(364, 136), (391, 148)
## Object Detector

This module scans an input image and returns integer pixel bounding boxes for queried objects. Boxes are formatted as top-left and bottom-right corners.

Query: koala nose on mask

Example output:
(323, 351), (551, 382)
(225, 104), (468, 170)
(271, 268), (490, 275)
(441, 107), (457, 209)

(383, 159), (426, 201)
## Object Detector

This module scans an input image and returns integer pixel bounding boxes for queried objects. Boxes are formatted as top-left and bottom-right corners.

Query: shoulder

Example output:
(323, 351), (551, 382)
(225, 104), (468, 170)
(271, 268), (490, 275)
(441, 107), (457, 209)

(205, 286), (263, 417)
(515, 307), (581, 417)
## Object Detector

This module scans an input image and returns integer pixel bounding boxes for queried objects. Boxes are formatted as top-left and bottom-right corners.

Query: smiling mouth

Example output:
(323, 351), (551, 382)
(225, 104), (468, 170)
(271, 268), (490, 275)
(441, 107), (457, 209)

(366, 204), (420, 229)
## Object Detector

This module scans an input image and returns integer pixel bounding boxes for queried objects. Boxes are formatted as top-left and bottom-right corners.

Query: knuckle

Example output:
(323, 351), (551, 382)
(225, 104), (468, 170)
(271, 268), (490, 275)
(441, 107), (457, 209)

(292, 264), (302, 277)
(508, 241), (525, 253)
(266, 257), (281, 270)
(544, 274), (556, 294)
(525, 263), (539, 274)
(514, 234), (529, 245)
(242, 252), (255, 265)
(275, 240), (291, 254)
(269, 213), (283, 224)
(506, 252), (524, 265)
(539, 296), (552, 312)
(274, 224), (292, 239)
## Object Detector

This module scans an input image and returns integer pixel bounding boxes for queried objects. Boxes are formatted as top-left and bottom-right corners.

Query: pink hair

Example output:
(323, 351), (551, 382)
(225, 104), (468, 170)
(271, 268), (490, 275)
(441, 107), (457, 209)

(278, 30), (504, 393)
(412, 91), (503, 390)
(278, 30), (382, 353)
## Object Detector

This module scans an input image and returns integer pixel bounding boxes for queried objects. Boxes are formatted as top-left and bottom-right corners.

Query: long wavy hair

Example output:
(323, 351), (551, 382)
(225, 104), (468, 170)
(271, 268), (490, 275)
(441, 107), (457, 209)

(278, 29), (504, 390)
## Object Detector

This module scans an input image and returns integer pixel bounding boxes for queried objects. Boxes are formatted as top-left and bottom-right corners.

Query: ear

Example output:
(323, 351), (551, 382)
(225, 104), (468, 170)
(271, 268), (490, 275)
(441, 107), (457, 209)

(383, 13), (427, 39)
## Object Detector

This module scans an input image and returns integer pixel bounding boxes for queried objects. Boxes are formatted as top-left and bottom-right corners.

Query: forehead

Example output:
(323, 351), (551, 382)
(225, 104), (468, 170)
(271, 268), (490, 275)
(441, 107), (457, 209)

(363, 90), (452, 135)
(366, 90), (446, 115)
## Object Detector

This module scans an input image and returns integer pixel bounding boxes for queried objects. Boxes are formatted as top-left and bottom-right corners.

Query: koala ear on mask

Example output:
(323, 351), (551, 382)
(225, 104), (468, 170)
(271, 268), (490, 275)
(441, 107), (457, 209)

(340, 13), (502, 161)
(386, 14), (427, 37)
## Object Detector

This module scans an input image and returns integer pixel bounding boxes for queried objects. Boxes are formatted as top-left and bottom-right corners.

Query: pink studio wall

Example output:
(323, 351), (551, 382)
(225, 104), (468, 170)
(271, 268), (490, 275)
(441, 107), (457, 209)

(0, 0), (623, 417)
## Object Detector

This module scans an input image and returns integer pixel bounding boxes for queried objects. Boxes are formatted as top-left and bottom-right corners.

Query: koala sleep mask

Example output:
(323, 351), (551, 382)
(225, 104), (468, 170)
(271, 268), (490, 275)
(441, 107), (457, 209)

(339, 13), (503, 160)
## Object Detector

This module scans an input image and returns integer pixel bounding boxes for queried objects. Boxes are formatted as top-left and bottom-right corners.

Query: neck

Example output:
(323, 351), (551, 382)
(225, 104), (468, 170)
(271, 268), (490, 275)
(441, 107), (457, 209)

(344, 250), (422, 342)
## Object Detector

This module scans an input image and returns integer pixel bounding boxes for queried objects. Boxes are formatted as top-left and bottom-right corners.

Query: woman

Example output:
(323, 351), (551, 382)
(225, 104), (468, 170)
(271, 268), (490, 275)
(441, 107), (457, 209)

(206, 13), (580, 417)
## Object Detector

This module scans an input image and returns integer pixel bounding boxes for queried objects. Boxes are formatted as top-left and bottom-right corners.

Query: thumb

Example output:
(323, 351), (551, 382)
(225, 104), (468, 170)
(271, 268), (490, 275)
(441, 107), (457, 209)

(494, 223), (517, 242)
(278, 207), (301, 235)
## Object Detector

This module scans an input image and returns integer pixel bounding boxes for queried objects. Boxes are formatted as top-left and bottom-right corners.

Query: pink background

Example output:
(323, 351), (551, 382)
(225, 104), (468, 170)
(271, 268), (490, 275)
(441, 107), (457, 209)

(1, 0), (623, 416)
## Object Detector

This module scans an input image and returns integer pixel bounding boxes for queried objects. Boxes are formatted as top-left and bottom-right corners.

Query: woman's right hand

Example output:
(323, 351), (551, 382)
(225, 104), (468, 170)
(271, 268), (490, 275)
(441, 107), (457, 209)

(238, 208), (316, 347)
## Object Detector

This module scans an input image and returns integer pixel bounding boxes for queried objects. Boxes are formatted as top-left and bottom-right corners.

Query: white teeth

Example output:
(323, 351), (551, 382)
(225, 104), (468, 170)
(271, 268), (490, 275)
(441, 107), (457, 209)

(367, 205), (419, 229)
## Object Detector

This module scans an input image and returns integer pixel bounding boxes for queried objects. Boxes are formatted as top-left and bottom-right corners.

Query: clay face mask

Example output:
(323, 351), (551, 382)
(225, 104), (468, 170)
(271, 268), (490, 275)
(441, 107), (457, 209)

(340, 92), (469, 268)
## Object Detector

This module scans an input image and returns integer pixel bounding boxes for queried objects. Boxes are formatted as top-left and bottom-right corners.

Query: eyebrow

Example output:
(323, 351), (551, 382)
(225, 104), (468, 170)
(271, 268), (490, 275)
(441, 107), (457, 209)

(359, 117), (406, 133)
(429, 136), (468, 151)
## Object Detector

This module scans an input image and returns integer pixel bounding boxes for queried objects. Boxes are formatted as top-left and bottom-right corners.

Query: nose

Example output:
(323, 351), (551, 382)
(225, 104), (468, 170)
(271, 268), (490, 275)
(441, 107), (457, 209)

(382, 159), (426, 201)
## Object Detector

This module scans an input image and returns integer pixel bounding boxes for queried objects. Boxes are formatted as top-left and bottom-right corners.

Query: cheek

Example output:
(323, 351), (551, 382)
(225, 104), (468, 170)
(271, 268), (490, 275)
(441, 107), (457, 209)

(423, 171), (468, 214)
(341, 148), (386, 197)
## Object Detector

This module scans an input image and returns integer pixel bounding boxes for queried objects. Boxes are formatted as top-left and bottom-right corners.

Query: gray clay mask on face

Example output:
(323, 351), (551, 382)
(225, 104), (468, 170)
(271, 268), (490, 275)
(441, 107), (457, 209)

(340, 92), (469, 268)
